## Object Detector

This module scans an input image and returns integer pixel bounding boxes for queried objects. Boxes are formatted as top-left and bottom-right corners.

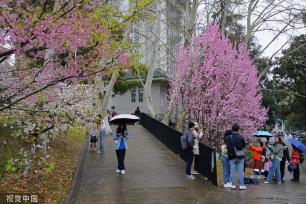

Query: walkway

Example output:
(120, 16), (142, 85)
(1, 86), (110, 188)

(66, 125), (212, 204)
(66, 125), (306, 204)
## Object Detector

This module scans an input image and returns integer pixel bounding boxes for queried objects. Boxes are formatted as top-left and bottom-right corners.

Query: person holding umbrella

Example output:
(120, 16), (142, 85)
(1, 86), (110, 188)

(113, 123), (130, 175)
(290, 145), (304, 182)
(288, 138), (306, 181)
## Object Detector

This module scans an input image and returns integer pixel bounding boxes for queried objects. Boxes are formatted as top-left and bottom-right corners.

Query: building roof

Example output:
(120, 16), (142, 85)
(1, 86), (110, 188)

(123, 69), (168, 81)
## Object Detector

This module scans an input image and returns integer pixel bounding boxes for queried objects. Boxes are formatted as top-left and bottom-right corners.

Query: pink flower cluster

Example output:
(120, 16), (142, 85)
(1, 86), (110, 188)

(0, 0), (130, 109)
(170, 24), (268, 147)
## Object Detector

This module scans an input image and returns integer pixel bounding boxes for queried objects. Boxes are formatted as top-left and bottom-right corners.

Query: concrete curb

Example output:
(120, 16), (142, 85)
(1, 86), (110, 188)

(65, 141), (88, 204)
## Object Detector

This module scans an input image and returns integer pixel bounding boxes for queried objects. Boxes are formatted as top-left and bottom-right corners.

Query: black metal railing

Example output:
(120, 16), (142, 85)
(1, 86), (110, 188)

(140, 113), (217, 186)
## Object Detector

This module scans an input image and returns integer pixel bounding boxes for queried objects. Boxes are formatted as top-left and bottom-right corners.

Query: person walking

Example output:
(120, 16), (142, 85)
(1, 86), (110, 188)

(111, 107), (117, 117)
(290, 145), (304, 182)
(98, 120), (107, 154)
(280, 141), (290, 182)
(134, 107), (141, 116)
(221, 130), (232, 188)
(107, 110), (111, 121)
(264, 137), (284, 184)
(249, 142), (264, 179)
(89, 124), (99, 152)
(113, 123), (130, 175)
(225, 124), (247, 190)
(184, 122), (195, 180)
(191, 122), (203, 175)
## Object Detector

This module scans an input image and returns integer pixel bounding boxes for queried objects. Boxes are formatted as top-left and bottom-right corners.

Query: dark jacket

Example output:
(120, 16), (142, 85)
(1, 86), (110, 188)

(186, 130), (195, 150)
(134, 109), (141, 116)
(225, 132), (246, 160)
(282, 145), (290, 162)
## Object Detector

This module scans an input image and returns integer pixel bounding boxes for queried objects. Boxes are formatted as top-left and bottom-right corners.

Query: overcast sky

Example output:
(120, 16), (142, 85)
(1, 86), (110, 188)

(197, 0), (306, 59)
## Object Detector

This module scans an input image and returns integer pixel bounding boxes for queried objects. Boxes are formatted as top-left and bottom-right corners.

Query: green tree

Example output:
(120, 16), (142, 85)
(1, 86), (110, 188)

(272, 34), (306, 129)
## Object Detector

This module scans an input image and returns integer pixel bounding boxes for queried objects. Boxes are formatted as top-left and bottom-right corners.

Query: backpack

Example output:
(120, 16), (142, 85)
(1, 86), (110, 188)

(181, 131), (192, 150)
(90, 131), (97, 140)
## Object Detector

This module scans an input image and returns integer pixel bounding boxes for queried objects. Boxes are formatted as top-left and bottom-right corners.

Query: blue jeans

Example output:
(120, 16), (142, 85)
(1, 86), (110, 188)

(267, 158), (281, 183)
(185, 149), (194, 175)
(229, 158), (244, 186)
(221, 155), (230, 184)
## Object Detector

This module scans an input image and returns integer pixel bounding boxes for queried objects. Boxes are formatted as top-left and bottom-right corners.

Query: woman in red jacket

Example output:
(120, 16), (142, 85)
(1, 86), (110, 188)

(249, 142), (264, 178)
(290, 145), (303, 182)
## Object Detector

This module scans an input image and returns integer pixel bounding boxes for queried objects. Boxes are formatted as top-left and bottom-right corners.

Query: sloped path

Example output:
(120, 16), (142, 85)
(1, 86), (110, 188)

(66, 125), (306, 204)
(66, 125), (212, 204)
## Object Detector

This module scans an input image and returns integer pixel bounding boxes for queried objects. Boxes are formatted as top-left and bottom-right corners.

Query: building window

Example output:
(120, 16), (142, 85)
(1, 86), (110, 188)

(139, 89), (143, 102)
(131, 89), (136, 102)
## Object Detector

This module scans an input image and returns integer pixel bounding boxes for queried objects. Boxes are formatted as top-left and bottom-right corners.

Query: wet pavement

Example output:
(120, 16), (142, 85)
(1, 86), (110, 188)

(66, 126), (306, 204)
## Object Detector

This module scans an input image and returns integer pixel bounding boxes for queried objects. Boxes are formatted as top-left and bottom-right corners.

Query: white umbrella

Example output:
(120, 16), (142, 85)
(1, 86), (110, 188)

(109, 114), (140, 124)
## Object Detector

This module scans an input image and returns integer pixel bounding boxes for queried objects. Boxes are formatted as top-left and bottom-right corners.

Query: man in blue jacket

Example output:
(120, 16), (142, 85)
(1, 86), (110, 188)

(225, 123), (246, 190)
(185, 122), (195, 180)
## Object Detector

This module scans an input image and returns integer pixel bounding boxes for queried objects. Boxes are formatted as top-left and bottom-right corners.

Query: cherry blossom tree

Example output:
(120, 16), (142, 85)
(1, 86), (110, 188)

(169, 24), (268, 147)
(1, 82), (101, 176)
(0, 0), (133, 111)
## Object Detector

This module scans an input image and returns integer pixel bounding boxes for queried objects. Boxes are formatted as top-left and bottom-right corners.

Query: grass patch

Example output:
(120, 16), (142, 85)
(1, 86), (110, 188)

(216, 158), (223, 186)
(0, 125), (28, 179)
(217, 156), (253, 186)
(0, 128), (86, 204)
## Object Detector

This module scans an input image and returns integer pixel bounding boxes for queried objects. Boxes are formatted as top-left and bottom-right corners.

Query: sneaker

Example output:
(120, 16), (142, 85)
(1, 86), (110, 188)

(116, 169), (120, 173)
(223, 183), (232, 188)
(231, 185), (236, 190)
(239, 186), (247, 190)
(264, 181), (270, 184)
(191, 171), (199, 175)
(186, 175), (195, 180)
(121, 170), (126, 175)
(277, 182), (282, 185)
(290, 178), (297, 181)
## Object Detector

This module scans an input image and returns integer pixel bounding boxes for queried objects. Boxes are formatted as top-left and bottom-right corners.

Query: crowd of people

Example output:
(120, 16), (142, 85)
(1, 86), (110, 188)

(88, 110), (304, 185)
(220, 126), (304, 190)
(181, 122), (305, 190)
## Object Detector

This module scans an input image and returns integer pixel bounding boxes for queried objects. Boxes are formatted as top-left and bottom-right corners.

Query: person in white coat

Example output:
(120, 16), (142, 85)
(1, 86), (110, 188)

(191, 122), (203, 175)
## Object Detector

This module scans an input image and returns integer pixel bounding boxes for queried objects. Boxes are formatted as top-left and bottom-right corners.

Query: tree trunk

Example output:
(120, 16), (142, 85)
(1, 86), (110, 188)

(43, 132), (48, 153)
(144, 33), (157, 117)
(101, 69), (119, 114)
(143, 0), (166, 117)
(23, 144), (36, 177)
(176, 111), (186, 132)
(246, 0), (255, 44)
(220, 0), (229, 33)
(162, 106), (173, 125)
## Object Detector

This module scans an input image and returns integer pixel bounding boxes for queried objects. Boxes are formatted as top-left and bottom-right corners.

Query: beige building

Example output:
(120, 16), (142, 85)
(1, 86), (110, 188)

(107, 0), (184, 117)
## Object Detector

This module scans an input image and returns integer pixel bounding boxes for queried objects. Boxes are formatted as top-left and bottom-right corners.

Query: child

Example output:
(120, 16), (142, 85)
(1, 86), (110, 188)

(264, 157), (272, 178)
(89, 126), (98, 151)
(249, 142), (264, 178)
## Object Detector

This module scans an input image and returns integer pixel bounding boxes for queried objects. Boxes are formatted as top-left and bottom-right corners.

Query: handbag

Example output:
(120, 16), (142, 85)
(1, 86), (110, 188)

(234, 147), (245, 158)
(231, 135), (245, 158)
